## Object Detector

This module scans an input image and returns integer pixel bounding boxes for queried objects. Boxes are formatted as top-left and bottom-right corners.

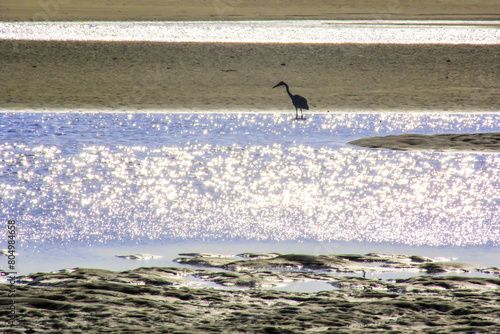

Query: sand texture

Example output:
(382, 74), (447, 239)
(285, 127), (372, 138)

(2, 0), (500, 21)
(172, 252), (496, 275)
(2, 252), (500, 333)
(1, 40), (499, 112)
(350, 132), (500, 152)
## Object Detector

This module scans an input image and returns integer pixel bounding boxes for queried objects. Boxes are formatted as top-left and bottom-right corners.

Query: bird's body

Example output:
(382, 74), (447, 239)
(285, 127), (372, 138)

(273, 81), (309, 119)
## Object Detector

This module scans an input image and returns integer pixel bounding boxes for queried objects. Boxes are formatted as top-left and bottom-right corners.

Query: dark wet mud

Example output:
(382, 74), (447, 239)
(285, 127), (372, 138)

(1, 253), (499, 333)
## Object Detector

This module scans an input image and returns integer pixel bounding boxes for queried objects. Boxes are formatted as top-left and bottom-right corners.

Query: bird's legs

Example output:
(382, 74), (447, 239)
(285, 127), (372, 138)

(295, 108), (299, 119)
(300, 109), (304, 119)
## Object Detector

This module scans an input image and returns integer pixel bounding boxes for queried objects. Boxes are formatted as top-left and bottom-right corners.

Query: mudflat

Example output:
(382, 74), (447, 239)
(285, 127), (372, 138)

(1, 40), (499, 112)
(2, 252), (500, 333)
(2, 0), (500, 21)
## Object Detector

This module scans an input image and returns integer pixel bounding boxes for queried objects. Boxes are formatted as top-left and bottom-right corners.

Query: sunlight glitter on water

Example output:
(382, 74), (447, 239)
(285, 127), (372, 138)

(1, 112), (500, 248)
(1, 21), (499, 44)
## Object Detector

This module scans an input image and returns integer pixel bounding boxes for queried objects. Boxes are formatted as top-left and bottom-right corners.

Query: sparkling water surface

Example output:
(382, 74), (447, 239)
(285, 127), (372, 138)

(2, 112), (500, 257)
(1, 20), (499, 44)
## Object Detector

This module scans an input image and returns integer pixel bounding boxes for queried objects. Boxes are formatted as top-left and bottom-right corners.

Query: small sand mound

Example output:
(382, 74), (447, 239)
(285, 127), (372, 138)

(350, 132), (500, 152)
(115, 254), (162, 260)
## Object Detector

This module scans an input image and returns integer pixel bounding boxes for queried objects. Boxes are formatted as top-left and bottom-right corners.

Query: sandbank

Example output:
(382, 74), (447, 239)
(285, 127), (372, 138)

(2, 0), (500, 22)
(1, 40), (499, 112)
(350, 132), (500, 152)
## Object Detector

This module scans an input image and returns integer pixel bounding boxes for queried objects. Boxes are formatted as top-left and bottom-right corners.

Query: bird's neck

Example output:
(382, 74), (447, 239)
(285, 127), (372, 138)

(284, 84), (293, 98)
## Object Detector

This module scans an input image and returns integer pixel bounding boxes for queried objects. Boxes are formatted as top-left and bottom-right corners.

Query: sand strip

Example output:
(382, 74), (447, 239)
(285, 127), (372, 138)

(1, 40), (499, 111)
(2, 0), (500, 22)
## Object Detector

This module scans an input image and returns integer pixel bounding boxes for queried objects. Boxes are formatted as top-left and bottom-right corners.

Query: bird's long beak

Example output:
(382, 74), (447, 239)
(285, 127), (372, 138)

(272, 83), (280, 88)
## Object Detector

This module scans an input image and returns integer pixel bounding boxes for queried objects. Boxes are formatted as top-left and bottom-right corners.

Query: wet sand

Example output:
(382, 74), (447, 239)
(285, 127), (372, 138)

(1, 40), (499, 112)
(2, 253), (499, 333)
(2, 0), (500, 21)
(350, 132), (500, 152)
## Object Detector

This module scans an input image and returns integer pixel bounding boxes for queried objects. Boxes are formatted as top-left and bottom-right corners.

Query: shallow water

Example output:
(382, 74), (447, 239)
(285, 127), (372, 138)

(1, 112), (500, 274)
(1, 20), (499, 44)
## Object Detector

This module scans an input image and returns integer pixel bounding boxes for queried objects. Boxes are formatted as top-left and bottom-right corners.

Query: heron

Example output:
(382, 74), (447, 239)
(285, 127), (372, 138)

(272, 81), (309, 119)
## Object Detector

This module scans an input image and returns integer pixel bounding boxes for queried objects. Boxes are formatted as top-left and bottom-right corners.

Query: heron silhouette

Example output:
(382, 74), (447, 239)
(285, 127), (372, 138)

(272, 81), (309, 119)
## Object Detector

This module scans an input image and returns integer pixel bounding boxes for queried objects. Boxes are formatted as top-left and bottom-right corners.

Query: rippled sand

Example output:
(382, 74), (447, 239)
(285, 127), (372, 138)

(3, 252), (500, 333)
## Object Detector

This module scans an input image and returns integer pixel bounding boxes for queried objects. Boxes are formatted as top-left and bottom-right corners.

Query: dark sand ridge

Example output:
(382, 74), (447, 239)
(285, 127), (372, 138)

(2, 253), (500, 333)
(2, 0), (500, 21)
(1, 40), (499, 111)
(350, 132), (500, 152)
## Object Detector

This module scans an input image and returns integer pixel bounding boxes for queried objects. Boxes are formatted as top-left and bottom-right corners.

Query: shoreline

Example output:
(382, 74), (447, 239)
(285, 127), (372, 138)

(2, 108), (500, 113)
(12, 240), (500, 278)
